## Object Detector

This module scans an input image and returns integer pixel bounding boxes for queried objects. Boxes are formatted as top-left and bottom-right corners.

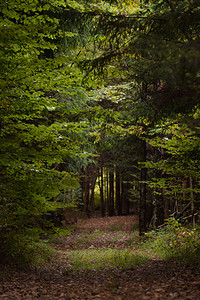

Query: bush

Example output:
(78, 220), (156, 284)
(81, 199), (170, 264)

(0, 229), (56, 266)
(145, 218), (200, 266)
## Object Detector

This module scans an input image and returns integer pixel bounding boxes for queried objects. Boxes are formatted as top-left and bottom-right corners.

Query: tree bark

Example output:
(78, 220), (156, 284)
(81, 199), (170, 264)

(108, 170), (114, 216)
(84, 166), (90, 216)
(106, 169), (109, 214)
(89, 172), (98, 215)
(161, 148), (169, 220)
(162, 188), (169, 220)
(139, 139), (147, 235)
(100, 165), (105, 217)
(190, 175), (195, 228)
(115, 169), (122, 216)
(122, 181), (130, 215)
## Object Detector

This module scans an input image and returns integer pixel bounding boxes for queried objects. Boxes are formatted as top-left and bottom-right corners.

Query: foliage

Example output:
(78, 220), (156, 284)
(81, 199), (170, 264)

(92, 0), (200, 230)
(0, 0), (93, 264)
(91, 0), (200, 114)
(145, 218), (200, 266)
(0, 229), (56, 266)
(65, 247), (148, 272)
(144, 118), (200, 198)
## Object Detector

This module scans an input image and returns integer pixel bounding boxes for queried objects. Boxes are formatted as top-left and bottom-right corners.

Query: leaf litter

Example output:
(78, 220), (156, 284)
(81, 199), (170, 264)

(0, 215), (200, 299)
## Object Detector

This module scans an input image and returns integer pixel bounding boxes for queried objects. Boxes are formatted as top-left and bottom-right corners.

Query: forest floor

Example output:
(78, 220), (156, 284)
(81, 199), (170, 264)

(0, 215), (200, 299)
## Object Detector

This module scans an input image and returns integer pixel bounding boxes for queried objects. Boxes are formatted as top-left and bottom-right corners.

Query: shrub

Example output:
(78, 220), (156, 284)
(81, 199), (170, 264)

(145, 218), (200, 266)
(0, 229), (56, 266)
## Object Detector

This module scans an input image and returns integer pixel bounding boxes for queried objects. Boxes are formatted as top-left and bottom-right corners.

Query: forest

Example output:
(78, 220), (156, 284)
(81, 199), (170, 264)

(0, 0), (200, 297)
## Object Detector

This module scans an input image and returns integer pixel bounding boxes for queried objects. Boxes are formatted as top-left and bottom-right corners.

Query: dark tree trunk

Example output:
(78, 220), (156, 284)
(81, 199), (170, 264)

(122, 181), (130, 215)
(83, 163), (98, 217)
(161, 148), (169, 220)
(115, 169), (122, 216)
(89, 173), (98, 215)
(139, 139), (147, 235)
(106, 169), (109, 214)
(108, 171), (114, 216)
(100, 165), (105, 217)
(139, 81), (148, 235)
(162, 189), (169, 220)
(84, 166), (90, 216)
(126, 182), (131, 215)
(84, 163), (98, 216)
(79, 168), (85, 208)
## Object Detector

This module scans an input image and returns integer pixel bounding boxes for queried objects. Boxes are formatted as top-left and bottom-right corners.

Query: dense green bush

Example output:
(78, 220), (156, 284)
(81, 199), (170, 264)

(146, 218), (200, 266)
(0, 230), (55, 266)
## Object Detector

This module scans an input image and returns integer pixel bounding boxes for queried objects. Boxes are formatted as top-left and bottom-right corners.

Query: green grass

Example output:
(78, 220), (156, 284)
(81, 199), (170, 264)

(125, 237), (140, 246)
(75, 237), (91, 244)
(65, 248), (149, 272)
(132, 221), (139, 231)
(108, 224), (123, 231)
(144, 218), (200, 266)
(90, 229), (107, 236)
(79, 229), (107, 237)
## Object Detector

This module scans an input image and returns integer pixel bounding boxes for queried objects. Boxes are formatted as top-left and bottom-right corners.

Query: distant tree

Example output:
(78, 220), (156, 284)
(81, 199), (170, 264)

(83, 0), (200, 232)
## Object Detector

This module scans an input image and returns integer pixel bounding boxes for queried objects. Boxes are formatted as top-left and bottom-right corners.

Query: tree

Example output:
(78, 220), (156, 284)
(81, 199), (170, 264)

(0, 0), (94, 264)
(145, 118), (200, 224)
(82, 0), (200, 231)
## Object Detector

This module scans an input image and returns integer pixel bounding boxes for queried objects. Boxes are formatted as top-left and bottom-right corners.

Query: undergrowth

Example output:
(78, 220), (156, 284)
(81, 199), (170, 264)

(0, 227), (71, 266)
(65, 248), (148, 272)
(0, 232), (55, 266)
(145, 218), (200, 266)
(108, 224), (122, 231)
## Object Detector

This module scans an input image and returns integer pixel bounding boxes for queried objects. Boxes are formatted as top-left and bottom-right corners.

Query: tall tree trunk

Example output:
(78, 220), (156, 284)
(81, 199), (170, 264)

(106, 169), (109, 214)
(139, 80), (148, 234)
(89, 172), (98, 215)
(79, 168), (85, 208)
(84, 166), (90, 216)
(123, 181), (130, 215)
(162, 188), (169, 220)
(190, 175), (195, 228)
(182, 176), (187, 202)
(85, 163), (98, 216)
(161, 147), (169, 220)
(100, 165), (105, 217)
(121, 180), (129, 215)
(115, 169), (122, 216)
(108, 170), (114, 216)
(139, 139), (147, 235)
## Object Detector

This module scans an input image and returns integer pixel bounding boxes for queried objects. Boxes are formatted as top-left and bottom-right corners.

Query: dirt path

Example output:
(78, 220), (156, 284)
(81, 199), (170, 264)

(0, 216), (200, 299)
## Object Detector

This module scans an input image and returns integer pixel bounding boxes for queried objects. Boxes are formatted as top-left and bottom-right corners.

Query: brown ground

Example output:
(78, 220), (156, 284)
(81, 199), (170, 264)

(0, 216), (200, 299)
